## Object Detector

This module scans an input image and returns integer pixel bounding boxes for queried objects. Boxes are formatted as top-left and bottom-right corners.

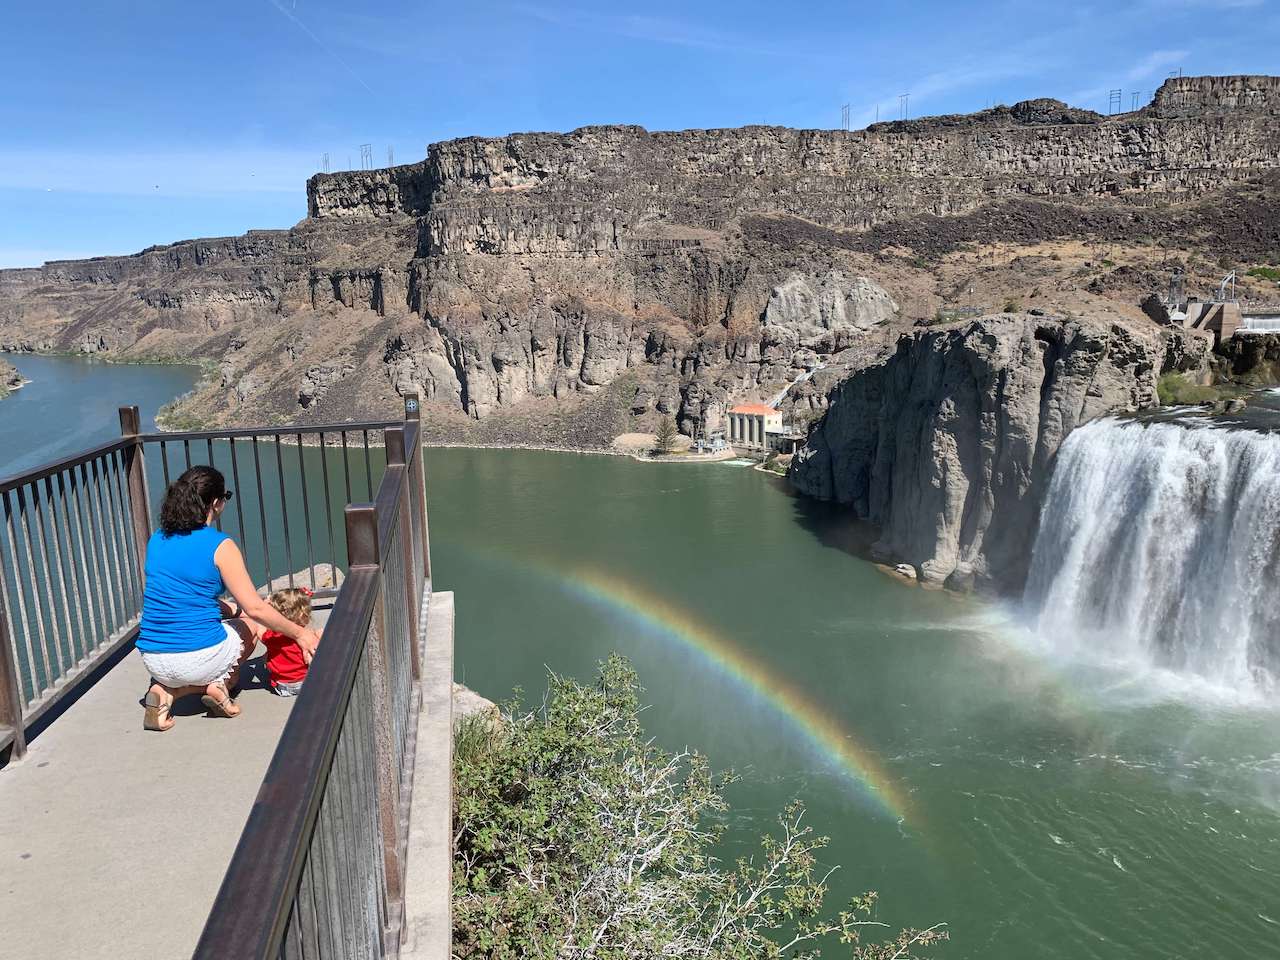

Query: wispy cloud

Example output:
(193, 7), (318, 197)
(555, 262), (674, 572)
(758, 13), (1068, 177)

(0, 147), (320, 197)
(508, 3), (787, 57)
(1126, 49), (1189, 81)
(1143, 0), (1264, 8)
(1065, 48), (1190, 112)
(851, 54), (1045, 127)
(267, 0), (377, 94)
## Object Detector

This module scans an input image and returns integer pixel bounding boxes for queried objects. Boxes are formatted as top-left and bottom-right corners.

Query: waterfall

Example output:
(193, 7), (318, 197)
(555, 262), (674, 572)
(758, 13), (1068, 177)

(1024, 418), (1280, 697)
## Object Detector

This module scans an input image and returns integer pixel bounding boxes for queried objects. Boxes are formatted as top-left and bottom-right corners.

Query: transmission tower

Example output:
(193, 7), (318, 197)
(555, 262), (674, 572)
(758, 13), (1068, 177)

(321, 152), (330, 173)
(359, 144), (372, 170)
(899, 93), (909, 120)
(387, 145), (395, 166)
(1131, 91), (1140, 111)
(1108, 89), (1122, 115)
(841, 104), (850, 131)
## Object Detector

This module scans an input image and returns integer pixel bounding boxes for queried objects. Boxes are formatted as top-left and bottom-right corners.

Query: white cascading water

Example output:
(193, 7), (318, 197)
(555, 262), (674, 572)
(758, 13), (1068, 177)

(1024, 417), (1280, 697)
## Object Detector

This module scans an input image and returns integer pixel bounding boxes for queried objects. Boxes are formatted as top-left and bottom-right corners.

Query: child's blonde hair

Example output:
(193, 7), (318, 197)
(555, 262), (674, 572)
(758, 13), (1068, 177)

(268, 587), (312, 628)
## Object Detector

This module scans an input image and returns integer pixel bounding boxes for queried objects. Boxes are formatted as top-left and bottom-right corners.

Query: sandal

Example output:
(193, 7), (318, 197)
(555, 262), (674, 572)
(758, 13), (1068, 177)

(143, 690), (175, 732)
(201, 683), (241, 719)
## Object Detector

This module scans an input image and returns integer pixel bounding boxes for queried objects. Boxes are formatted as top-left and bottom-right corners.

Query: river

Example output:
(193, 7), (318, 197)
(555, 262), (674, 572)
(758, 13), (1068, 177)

(0, 353), (200, 476)
(6, 356), (1280, 959)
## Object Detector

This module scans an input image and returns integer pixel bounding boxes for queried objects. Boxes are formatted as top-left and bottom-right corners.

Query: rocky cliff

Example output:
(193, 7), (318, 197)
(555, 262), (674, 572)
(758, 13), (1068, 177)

(0, 358), (28, 399)
(0, 75), (1276, 446)
(788, 315), (1212, 590)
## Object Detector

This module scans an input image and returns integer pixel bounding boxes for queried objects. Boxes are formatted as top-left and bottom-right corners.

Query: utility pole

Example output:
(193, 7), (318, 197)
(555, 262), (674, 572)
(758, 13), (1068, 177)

(387, 145), (395, 166)
(321, 152), (330, 173)
(899, 93), (909, 120)
(1108, 89), (1122, 115)
(841, 104), (850, 131)
(359, 143), (372, 170)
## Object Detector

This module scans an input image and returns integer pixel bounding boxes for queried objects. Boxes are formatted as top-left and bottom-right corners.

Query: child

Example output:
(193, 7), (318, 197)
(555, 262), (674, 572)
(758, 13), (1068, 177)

(261, 587), (318, 697)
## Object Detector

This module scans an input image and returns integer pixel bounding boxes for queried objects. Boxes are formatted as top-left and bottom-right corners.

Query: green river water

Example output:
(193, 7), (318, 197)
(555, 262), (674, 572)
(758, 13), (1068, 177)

(5, 356), (1280, 959)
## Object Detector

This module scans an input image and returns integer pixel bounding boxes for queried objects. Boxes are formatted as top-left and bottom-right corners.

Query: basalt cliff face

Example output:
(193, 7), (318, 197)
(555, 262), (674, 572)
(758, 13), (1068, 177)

(788, 315), (1211, 590)
(0, 75), (1276, 452)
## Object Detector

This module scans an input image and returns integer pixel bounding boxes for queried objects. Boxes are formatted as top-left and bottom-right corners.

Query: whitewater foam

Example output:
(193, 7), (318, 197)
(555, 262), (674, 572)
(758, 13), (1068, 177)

(1025, 417), (1280, 699)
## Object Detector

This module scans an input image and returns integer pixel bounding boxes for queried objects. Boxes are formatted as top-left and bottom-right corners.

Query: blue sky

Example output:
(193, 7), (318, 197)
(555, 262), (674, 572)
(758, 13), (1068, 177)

(1, 0), (1275, 267)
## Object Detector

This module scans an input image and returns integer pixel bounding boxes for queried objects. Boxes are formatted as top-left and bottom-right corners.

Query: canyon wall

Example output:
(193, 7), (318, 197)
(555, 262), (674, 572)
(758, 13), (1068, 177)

(0, 75), (1275, 444)
(788, 316), (1212, 590)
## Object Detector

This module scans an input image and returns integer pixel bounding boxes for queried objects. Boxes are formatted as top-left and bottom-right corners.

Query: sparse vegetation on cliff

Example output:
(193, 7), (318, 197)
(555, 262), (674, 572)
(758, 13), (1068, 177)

(1156, 372), (1220, 405)
(452, 657), (945, 959)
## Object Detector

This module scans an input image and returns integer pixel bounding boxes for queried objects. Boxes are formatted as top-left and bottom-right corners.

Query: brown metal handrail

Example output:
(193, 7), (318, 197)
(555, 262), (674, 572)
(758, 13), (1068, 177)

(194, 402), (429, 959)
(0, 402), (425, 765)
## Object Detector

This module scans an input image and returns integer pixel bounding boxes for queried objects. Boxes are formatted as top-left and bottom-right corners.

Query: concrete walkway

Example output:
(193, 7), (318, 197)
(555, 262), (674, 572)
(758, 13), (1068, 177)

(0, 619), (321, 960)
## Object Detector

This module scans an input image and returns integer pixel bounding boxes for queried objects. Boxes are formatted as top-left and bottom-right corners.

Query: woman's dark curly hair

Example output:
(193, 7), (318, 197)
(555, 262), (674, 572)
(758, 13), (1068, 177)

(159, 465), (226, 536)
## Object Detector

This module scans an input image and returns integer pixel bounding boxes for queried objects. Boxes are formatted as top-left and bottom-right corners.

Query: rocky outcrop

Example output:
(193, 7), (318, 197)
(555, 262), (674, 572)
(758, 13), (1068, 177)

(0, 357), (28, 398)
(789, 316), (1211, 591)
(0, 76), (1274, 443)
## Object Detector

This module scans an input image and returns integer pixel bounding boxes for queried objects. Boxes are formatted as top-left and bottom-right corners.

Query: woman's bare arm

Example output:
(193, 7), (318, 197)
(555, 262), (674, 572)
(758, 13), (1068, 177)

(214, 539), (321, 656)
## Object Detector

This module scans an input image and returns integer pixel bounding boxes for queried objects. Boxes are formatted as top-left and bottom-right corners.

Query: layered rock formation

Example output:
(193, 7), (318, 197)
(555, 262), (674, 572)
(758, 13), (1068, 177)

(0, 357), (28, 398)
(0, 75), (1275, 447)
(788, 316), (1212, 590)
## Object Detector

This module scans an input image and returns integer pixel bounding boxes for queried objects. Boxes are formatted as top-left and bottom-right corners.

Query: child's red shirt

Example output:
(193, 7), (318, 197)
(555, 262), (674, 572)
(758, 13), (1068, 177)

(262, 629), (309, 685)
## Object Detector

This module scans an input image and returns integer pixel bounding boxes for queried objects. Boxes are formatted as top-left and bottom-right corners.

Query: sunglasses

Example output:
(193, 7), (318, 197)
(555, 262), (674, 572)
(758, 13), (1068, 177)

(221, 490), (235, 503)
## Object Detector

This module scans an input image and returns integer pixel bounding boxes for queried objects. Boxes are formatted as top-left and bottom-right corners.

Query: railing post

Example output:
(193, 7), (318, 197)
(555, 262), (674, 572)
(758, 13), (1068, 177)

(384, 429), (421, 682)
(345, 503), (405, 915)
(403, 392), (430, 585)
(0, 590), (27, 761)
(118, 406), (151, 586)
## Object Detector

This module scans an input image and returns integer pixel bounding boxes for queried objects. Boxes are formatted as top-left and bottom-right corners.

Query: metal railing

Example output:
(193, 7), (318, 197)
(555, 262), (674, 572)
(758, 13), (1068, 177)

(0, 426), (146, 754)
(193, 404), (431, 959)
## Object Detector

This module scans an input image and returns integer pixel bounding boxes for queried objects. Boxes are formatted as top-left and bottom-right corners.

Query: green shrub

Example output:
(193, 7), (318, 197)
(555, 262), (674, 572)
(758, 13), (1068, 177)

(1246, 266), (1280, 283)
(1002, 300), (1021, 313)
(452, 657), (945, 959)
(1157, 372), (1219, 405)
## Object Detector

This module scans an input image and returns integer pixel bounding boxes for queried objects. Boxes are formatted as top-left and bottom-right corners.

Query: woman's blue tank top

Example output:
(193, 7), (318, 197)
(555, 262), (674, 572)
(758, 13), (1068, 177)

(137, 526), (231, 653)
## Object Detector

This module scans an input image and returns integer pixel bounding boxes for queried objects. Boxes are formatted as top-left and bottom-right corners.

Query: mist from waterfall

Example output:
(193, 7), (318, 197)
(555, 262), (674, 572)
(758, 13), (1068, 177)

(1024, 417), (1280, 698)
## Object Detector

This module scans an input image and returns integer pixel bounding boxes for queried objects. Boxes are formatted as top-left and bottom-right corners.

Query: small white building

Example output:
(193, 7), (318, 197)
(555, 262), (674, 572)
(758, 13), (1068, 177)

(727, 403), (782, 450)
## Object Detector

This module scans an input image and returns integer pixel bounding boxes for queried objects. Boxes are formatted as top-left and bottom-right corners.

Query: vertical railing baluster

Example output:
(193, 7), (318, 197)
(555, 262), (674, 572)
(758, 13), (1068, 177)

(340, 431), (353, 503)
(30, 483), (71, 683)
(103, 455), (140, 619)
(51, 472), (90, 666)
(159, 440), (171, 489)
(274, 434), (295, 588)
(40, 477), (78, 672)
(228, 438), (249, 555)
(183, 439), (192, 471)
(106, 450), (142, 613)
(118, 408), (152, 602)
(87, 456), (126, 633)
(403, 393), (430, 584)
(319, 432), (337, 580)
(251, 437), (273, 589)
(71, 463), (108, 655)
(1, 492), (38, 706)
(346, 504), (404, 909)
(0, 587), (27, 759)
(362, 430), (374, 501)
(296, 434), (317, 590)
(14, 487), (53, 696)
(207, 438), (222, 532)
(384, 428), (420, 683)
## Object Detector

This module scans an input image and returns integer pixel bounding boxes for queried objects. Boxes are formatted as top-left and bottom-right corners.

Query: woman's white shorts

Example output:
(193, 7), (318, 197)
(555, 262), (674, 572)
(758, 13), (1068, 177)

(140, 622), (244, 688)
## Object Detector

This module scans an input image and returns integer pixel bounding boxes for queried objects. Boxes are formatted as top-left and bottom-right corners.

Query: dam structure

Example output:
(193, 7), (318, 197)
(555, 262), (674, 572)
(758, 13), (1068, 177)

(0, 397), (453, 959)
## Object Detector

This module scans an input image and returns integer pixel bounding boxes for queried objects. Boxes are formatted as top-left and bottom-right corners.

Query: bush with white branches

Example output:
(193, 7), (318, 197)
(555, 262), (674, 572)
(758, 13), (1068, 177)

(452, 655), (947, 959)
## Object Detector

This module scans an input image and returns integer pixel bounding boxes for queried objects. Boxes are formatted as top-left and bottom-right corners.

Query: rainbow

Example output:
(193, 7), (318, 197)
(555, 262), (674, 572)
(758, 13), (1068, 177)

(545, 564), (917, 824)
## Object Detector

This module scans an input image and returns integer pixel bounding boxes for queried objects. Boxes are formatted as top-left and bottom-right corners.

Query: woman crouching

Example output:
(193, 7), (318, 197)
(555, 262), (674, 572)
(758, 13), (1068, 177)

(137, 465), (321, 731)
